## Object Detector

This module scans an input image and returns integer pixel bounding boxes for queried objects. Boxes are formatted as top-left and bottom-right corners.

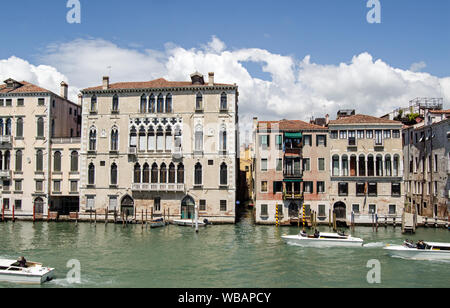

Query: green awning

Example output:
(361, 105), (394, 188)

(283, 179), (303, 183)
(285, 132), (302, 138)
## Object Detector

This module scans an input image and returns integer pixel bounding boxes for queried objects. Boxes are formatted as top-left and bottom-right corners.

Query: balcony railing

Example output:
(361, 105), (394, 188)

(283, 170), (303, 178)
(284, 148), (302, 156)
(128, 147), (137, 155)
(283, 192), (303, 200)
(0, 135), (12, 144)
(132, 183), (185, 192)
(0, 170), (11, 178)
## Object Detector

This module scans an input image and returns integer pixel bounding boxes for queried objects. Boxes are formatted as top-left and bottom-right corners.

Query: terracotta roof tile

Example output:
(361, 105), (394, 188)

(0, 81), (52, 94)
(429, 109), (450, 114)
(83, 78), (235, 92)
(329, 114), (401, 125)
(258, 120), (327, 131)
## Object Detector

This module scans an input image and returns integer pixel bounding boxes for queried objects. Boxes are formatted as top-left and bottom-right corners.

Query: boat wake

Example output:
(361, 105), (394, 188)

(363, 242), (385, 248)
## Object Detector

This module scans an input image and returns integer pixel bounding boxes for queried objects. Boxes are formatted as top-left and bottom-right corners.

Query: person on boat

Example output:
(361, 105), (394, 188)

(300, 230), (307, 237)
(17, 256), (27, 267)
(313, 229), (320, 238)
(417, 240), (426, 250)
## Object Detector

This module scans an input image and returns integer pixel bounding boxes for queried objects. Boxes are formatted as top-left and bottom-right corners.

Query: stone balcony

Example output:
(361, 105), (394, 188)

(132, 183), (185, 192)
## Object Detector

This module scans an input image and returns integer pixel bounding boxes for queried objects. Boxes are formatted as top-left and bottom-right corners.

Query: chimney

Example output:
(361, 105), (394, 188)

(325, 114), (330, 126)
(103, 76), (110, 90)
(77, 93), (83, 106)
(208, 72), (215, 86)
(60, 81), (68, 99)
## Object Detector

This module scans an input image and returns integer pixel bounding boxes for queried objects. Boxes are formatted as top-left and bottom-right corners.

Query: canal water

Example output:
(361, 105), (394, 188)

(0, 209), (449, 288)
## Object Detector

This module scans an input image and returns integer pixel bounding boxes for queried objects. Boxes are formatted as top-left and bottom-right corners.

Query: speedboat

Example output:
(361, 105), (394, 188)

(0, 259), (55, 284)
(384, 241), (450, 260)
(282, 231), (364, 247)
(173, 219), (206, 227)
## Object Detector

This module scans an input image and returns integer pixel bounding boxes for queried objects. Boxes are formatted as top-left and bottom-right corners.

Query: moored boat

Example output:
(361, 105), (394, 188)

(384, 241), (450, 260)
(0, 259), (55, 284)
(173, 219), (207, 227)
(282, 231), (364, 247)
(150, 218), (166, 228)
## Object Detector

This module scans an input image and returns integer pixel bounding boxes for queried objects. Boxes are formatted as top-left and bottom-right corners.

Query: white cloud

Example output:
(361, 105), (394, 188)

(409, 61), (427, 72)
(1, 37), (449, 144)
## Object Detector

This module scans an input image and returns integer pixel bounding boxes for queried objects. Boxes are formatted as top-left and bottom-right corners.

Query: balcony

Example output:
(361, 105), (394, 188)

(128, 147), (137, 155)
(132, 183), (185, 192)
(0, 170), (11, 179)
(284, 148), (302, 156)
(172, 147), (183, 160)
(283, 191), (303, 201)
(0, 135), (12, 147)
(283, 171), (303, 179)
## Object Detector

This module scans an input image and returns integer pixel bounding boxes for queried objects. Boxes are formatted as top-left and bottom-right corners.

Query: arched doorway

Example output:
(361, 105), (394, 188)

(34, 197), (44, 214)
(121, 195), (134, 217)
(181, 196), (195, 220)
(333, 202), (347, 220)
(288, 202), (299, 218)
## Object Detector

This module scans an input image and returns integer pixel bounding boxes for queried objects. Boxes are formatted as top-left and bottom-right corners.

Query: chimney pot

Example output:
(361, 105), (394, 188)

(60, 81), (68, 99)
(208, 72), (214, 86)
(103, 76), (110, 90)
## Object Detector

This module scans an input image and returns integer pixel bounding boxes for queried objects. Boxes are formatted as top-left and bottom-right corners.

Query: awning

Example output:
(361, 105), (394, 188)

(283, 179), (303, 183)
(285, 132), (302, 138)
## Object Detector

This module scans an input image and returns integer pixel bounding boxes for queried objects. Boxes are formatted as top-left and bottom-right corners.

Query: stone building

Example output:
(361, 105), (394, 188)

(328, 113), (405, 224)
(0, 79), (81, 219)
(402, 112), (449, 219)
(252, 118), (329, 225)
(79, 72), (239, 223)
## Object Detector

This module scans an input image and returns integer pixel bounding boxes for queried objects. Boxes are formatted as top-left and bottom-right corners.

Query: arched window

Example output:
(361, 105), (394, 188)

(165, 94), (172, 113)
(91, 95), (97, 112)
(54, 151), (62, 172)
(160, 163), (167, 183)
(16, 118), (23, 138)
(168, 163), (176, 183)
(143, 163), (150, 183)
(15, 150), (22, 172)
(385, 155), (392, 177)
(129, 126), (137, 148)
(0, 119), (3, 135)
(111, 163), (118, 185)
(5, 119), (11, 136)
(195, 125), (203, 152)
(332, 155), (340, 176)
(140, 94), (147, 113)
(358, 155), (366, 176)
(156, 126), (164, 151)
(196, 92), (203, 110)
(177, 163), (184, 184)
(134, 163), (141, 183)
(88, 163), (95, 185)
(174, 125), (182, 151)
(4, 151), (10, 170)
(139, 126), (146, 151)
(35, 197), (44, 214)
(89, 127), (97, 151)
(147, 126), (155, 151)
(368, 155), (375, 176)
(149, 94), (155, 113)
(151, 163), (158, 184)
(165, 126), (172, 151)
(36, 150), (43, 172)
(220, 92), (227, 110)
(112, 94), (119, 112)
(220, 163), (228, 185)
(71, 151), (79, 172)
(37, 117), (44, 137)
(220, 125), (227, 152)
(393, 155), (400, 177)
(376, 155), (383, 176)
(157, 94), (164, 113)
(111, 127), (119, 151)
(194, 163), (202, 185)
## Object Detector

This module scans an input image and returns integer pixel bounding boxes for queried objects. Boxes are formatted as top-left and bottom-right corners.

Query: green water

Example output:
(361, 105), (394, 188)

(0, 209), (449, 288)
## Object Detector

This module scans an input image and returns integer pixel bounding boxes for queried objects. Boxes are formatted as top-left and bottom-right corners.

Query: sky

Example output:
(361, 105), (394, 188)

(0, 0), (449, 140)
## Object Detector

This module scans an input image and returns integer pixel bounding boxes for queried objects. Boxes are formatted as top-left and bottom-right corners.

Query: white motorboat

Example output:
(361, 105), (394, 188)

(173, 219), (206, 227)
(0, 259), (55, 284)
(282, 231), (364, 247)
(384, 241), (450, 260)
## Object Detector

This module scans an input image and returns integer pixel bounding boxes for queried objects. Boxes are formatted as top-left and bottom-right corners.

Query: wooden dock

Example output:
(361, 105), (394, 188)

(402, 212), (416, 234)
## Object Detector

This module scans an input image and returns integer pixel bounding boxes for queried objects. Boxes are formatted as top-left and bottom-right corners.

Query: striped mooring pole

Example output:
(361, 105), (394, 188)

(302, 203), (306, 231)
(275, 203), (279, 227)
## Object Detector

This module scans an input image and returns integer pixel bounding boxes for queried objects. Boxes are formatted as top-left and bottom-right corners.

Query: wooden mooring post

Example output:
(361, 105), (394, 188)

(332, 212), (336, 232)
(33, 203), (36, 223)
(141, 209), (144, 228)
(1, 202), (4, 222)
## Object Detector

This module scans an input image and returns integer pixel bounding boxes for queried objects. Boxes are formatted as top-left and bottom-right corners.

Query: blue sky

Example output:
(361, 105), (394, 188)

(1, 0), (449, 77)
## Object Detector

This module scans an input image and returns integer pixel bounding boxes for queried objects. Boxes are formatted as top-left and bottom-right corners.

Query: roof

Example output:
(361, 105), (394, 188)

(0, 80), (52, 95)
(257, 120), (327, 131)
(429, 109), (450, 114)
(329, 114), (402, 126)
(83, 77), (236, 92)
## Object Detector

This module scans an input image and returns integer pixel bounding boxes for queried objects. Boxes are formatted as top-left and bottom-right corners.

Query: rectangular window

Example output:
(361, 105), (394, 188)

(316, 135), (327, 146)
(0, 99), (3, 106)
(318, 158), (325, 171)
(303, 135), (312, 145)
(366, 130), (373, 139)
(338, 183), (348, 196)
(156, 135), (164, 151)
(352, 204), (360, 214)
(53, 180), (61, 193)
(393, 130), (400, 138)
(375, 130), (383, 146)
(17, 98), (24, 106)
(384, 130), (391, 139)
(368, 182), (377, 196)
(389, 204), (396, 215)
(348, 130), (356, 146)
(369, 204), (377, 214)
(3, 199), (9, 210)
(261, 181), (268, 192)
(276, 158), (282, 171)
(339, 130), (347, 139)
(273, 181), (283, 193)
(220, 200), (227, 212)
(317, 181), (325, 193)
(38, 98), (45, 106)
(303, 158), (310, 171)
(147, 135), (155, 151)
(392, 183), (401, 197)
(356, 183), (365, 196)
(303, 181), (313, 193)
(434, 154), (438, 172)
(261, 159), (268, 171)
(261, 204), (268, 216)
(70, 181), (78, 193)
(109, 196), (117, 211)
(5, 99), (12, 106)
(165, 135), (173, 152)
(14, 200), (22, 211)
(14, 180), (22, 192)
(260, 135), (269, 148)
(139, 135), (146, 151)
(154, 198), (161, 212)
(276, 135), (282, 150)
(318, 204), (326, 217)
(87, 196), (95, 211)
(36, 180), (43, 192)
(199, 200), (206, 211)
(330, 131), (338, 139)
(357, 130), (365, 139)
